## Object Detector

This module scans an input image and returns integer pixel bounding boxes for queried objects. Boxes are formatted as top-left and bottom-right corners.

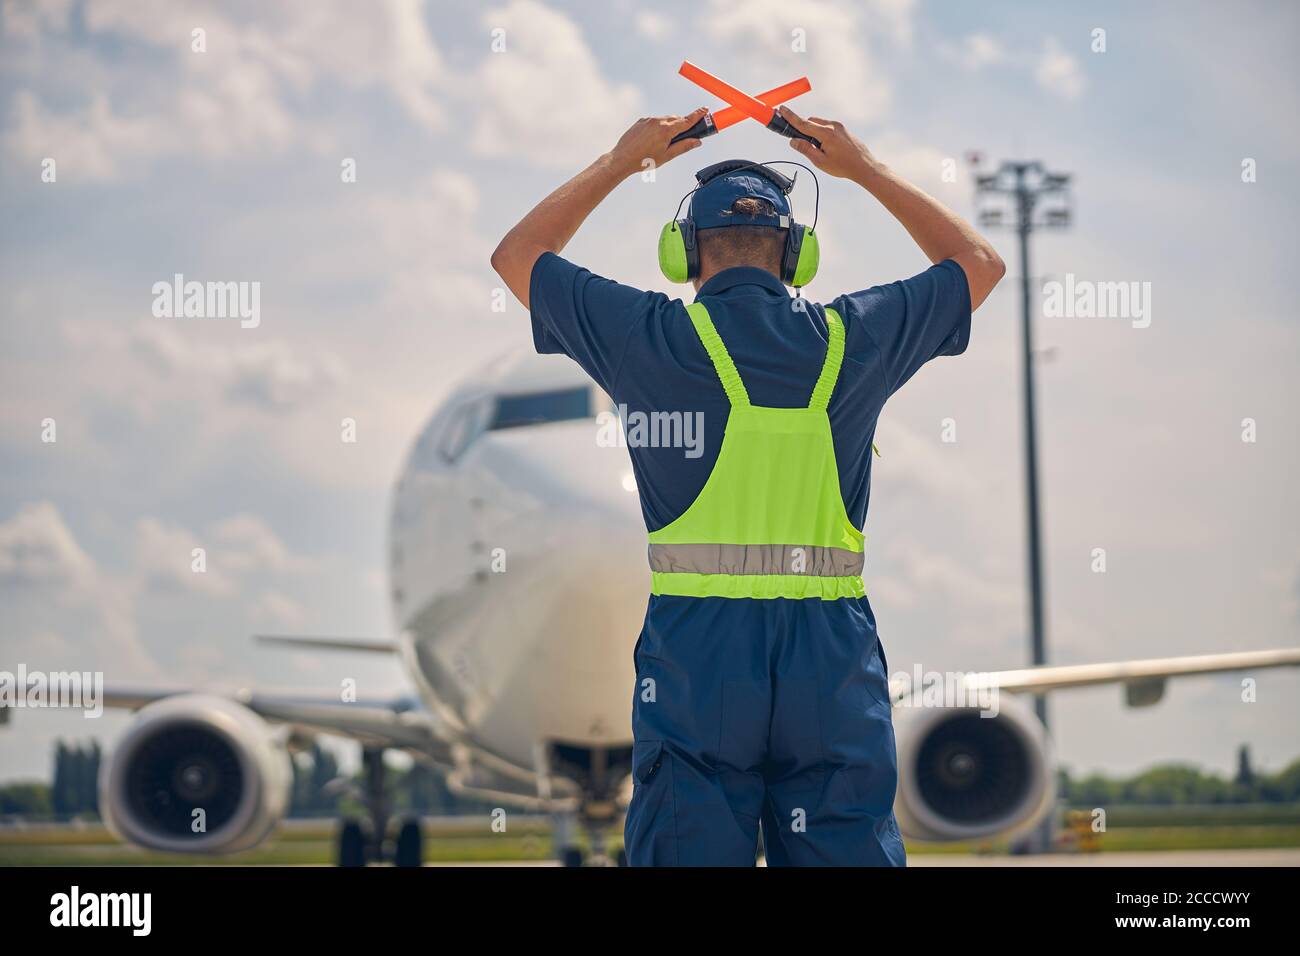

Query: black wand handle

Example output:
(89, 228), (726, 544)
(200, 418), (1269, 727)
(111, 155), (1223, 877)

(669, 113), (718, 145)
(765, 113), (821, 150)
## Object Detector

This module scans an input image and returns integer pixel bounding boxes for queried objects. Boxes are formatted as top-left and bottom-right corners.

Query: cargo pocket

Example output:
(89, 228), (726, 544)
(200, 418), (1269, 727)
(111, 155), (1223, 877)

(864, 637), (894, 709)
(625, 739), (677, 866)
(633, 738), (666, 784)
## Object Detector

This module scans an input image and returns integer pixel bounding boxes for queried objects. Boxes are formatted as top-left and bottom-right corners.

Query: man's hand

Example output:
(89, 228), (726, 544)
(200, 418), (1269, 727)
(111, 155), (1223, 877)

(608, 108), (709, 178)
(775, 104), (1005, 310)
(490, 109), (709, 309)
(777, 106), (875, 180)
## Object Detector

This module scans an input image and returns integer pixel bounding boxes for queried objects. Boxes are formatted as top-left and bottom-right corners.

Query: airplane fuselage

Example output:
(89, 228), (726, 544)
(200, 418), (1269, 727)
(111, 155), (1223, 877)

(389, 350), (646, 771)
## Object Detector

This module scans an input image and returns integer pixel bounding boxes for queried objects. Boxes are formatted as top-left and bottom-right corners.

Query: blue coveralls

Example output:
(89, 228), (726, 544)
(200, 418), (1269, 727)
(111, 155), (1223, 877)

(530, 255), (972, 865)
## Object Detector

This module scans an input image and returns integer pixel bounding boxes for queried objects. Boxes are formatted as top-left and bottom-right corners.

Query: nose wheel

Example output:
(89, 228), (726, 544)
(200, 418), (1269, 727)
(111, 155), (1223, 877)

(554, 811), (628, 866)
(334, 746), (424, 866)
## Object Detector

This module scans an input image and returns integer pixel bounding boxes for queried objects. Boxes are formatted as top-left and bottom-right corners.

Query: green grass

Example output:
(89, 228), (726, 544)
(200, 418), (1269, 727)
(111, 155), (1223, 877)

(0, 820), (568, 866)
(3, 807), (1299, 865)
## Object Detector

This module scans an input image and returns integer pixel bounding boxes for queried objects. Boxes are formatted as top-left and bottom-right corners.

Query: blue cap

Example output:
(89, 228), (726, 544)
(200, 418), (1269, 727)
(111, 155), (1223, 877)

(688, 160), (792, 230)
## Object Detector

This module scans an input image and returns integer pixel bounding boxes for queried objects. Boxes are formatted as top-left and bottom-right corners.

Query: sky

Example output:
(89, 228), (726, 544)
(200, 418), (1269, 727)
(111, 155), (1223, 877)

(1, 0), (1297, 783)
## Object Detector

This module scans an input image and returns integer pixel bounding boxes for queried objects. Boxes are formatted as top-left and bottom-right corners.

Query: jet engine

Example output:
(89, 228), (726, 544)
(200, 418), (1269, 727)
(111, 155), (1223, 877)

(892, 691), (1056, 843)
(100, 695), (292, 854)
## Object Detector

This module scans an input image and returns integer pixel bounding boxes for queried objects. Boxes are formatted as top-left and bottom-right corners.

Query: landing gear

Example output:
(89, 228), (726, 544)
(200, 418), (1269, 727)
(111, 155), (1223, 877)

(553, 809), (625, 866)
(331, 746), (424, 866)
(542, 742), (633, 867)
(395, 818), (423, 868)
(338, 819), (366, 868)
(361, 746), (389, 864)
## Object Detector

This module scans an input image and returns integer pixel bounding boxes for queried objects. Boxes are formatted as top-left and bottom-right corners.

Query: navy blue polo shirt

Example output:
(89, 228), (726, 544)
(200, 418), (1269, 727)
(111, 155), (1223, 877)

(529, 253), (971, 535)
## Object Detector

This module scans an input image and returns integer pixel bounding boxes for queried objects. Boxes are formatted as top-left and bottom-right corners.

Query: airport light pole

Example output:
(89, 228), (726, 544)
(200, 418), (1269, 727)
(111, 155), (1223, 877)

(973, 160), (1072, 851)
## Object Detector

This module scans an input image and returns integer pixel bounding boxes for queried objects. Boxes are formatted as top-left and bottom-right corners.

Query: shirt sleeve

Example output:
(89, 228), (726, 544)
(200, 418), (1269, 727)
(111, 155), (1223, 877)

(832, 258), (972, 396)
(528, 251), (668, 396)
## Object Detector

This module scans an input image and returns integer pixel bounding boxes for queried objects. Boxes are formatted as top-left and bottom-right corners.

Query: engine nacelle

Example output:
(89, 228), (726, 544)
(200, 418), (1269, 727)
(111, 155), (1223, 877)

(100, 695), (291, 855)
(892, 691), (1055, 843)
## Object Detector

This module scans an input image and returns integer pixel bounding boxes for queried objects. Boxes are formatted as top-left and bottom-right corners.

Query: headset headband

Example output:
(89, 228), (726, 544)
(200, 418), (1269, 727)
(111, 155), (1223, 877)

(673, 160), (820, 233)
(696, 159), (795, 194)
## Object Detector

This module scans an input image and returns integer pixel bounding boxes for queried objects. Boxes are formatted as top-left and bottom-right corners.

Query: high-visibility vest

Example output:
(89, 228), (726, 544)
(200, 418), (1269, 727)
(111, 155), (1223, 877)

(647, 302), (865, 601)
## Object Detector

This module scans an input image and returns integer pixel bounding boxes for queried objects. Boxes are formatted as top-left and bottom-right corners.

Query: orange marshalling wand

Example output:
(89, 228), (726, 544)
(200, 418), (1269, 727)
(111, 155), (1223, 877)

(713, 77), (811, 130)
(668, 68), (818, 147)
(677, 61), (821, 148)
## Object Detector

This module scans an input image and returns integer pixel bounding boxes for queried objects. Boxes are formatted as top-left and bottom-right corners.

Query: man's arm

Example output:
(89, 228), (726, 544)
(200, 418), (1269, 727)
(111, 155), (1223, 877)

(780, 106), (1005, 310)
(490, 109), (708, 309)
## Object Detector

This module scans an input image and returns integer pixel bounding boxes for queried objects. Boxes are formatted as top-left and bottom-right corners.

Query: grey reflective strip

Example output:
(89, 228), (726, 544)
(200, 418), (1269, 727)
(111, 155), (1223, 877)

(648, 543), (864, 577)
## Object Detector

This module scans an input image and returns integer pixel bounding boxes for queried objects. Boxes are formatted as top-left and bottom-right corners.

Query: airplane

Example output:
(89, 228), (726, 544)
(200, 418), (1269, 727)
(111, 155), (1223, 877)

(6, 347), (1299, 865)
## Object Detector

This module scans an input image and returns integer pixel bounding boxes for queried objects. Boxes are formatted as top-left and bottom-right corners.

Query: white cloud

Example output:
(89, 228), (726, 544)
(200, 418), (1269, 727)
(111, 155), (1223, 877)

(0, 502), (157, 677)
(945, 33), (1005, 71)
(470, 0), (642, 168)
(211, 514), (314, 576)
(81, 0), (444, 127)
(0, 501), (94, 586)
(0, 0), (74, 39)
(1035, 36), (1086, 100)
(634, 11), (672, 41)
(134, 513), (316, 596)
(699, 0), (915, 123)
(0, 500), (331, 679)
(8, 90), (174, 182)
(65, 323), (347, 415)
(251, 590), (310, 629)
(864, 130), (951, 191)
(354, 169), (490, 312)
(135, 517), (233, 596)
(3, 0), (446, 180)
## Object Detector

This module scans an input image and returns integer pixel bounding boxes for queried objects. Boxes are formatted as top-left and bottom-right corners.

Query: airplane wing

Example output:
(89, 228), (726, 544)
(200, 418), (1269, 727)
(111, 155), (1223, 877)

(935, 647), (1300, 707)
(94, 685), (451, 758)
(252, 634), (399, 655)
(86, 685), (577, 809)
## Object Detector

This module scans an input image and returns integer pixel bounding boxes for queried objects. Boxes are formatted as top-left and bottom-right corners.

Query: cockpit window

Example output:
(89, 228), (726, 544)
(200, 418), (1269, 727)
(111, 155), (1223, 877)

(439, 399), (489, 462)
(489, 387), (591, 430)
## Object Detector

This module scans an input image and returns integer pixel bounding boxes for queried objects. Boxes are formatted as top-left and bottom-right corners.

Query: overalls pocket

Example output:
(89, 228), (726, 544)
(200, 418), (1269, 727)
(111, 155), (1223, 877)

(624, 739), (678, 866)
(864, 636), (895, 709)
(633, 738), (666, 783)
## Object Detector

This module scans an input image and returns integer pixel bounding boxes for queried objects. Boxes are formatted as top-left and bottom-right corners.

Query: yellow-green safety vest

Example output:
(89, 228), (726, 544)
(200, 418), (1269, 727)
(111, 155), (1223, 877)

(647, 302), (865, 601)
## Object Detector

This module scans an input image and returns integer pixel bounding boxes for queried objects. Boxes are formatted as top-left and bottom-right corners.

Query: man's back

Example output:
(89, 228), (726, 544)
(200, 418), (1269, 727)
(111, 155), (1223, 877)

(529, 254), (972, 534)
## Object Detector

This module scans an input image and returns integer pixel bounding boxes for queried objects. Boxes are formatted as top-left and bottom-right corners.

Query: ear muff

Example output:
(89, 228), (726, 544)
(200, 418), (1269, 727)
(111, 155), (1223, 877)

(658, 219), (698, 283)
(782, 224), (820, 287)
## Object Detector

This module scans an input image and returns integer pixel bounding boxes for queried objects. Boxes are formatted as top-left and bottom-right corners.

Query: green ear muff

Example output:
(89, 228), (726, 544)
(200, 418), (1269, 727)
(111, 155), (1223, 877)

(658, 221), (690, 283)
(790, 227), (819, 287)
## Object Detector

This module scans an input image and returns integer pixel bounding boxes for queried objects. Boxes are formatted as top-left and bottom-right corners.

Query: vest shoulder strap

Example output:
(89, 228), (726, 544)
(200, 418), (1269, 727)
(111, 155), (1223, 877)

(685, 302), (750, 407)
(808, 306), (845, 411)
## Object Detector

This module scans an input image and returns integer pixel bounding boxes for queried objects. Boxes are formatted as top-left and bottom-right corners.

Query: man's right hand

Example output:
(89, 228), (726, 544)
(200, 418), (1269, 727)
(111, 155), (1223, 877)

(775, 105), (1006, 311)
(777, 106), (876, 180)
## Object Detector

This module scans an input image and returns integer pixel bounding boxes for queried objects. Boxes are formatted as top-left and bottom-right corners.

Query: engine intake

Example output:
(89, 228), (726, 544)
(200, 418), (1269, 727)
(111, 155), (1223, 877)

(101, 695), (291, 855)
(892, 691), (1055, 843)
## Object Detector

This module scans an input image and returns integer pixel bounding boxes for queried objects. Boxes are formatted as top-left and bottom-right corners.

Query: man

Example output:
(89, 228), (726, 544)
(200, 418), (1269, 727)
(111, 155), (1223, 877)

(491, 105), (1004, 866)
